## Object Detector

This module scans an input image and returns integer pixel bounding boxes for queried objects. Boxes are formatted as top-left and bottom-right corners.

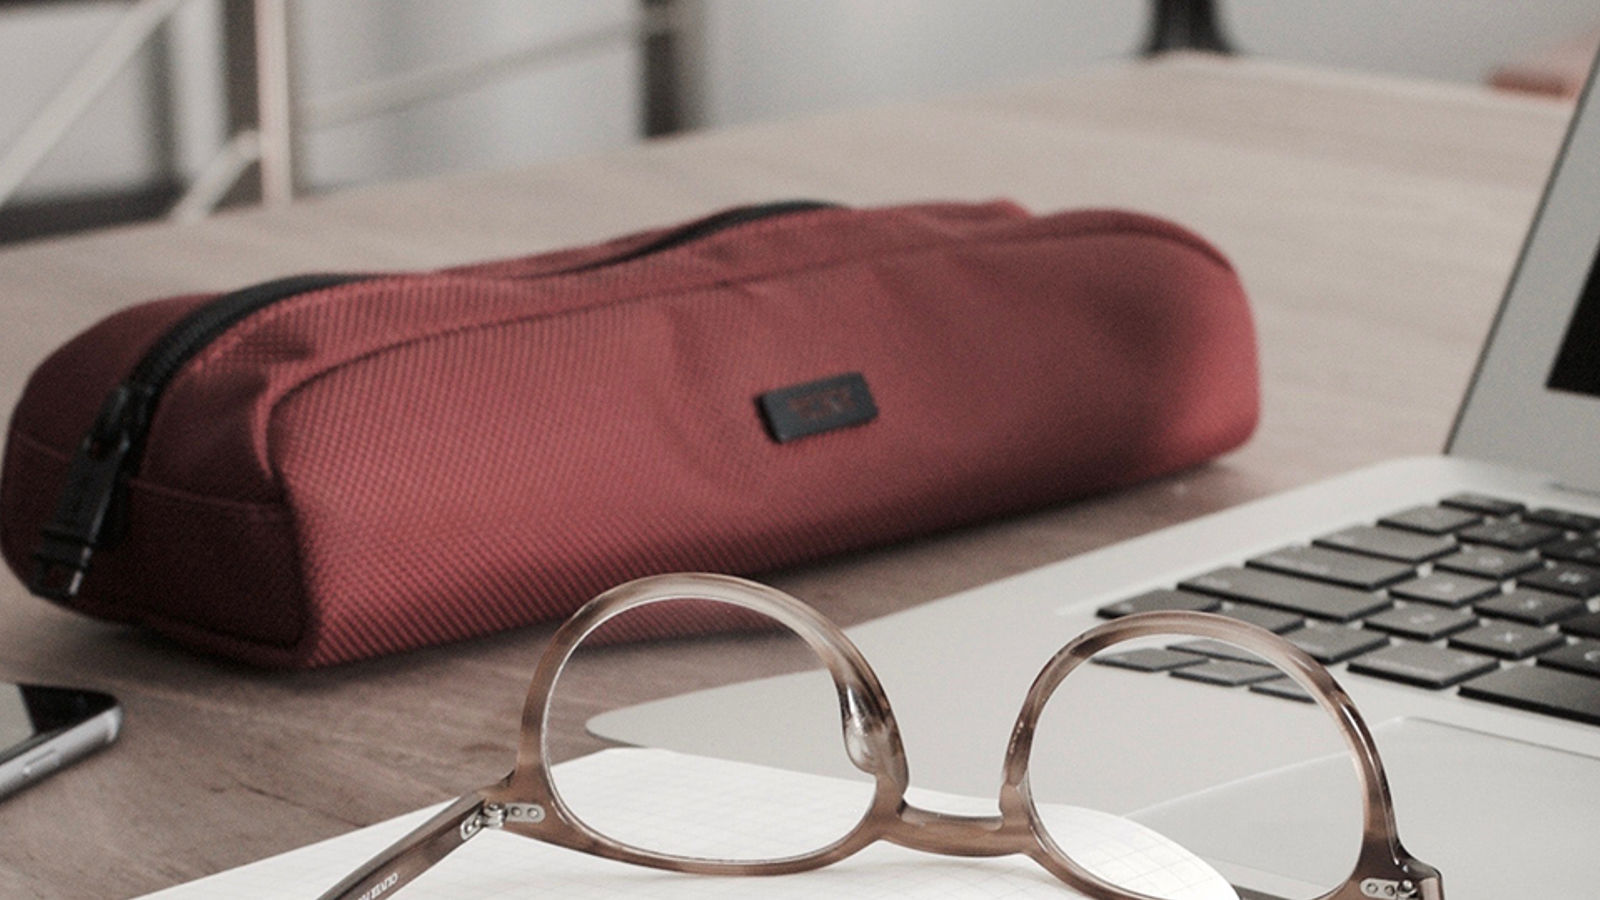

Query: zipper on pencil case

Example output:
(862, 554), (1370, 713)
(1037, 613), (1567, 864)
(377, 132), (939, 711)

(28, 273), (366, 602)
(28, 200), (838, 602)
(561, 200), (836, 272)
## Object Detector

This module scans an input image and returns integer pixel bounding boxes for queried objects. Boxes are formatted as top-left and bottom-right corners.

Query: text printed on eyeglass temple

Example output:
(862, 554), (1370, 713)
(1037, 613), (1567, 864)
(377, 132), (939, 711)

(354, 872), (399, 900)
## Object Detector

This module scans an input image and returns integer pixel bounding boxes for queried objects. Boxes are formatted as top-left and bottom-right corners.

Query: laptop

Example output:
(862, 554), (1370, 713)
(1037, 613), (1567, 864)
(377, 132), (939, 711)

(588, 58), (1600, 900)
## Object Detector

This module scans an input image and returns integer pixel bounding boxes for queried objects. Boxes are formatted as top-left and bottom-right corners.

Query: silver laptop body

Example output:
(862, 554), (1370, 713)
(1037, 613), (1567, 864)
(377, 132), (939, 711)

(592, 58), (1600, 900)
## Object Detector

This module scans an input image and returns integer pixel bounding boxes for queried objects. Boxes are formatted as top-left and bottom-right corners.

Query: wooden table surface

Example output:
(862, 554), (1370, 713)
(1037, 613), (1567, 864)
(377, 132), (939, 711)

(0, 54), (1576, 898)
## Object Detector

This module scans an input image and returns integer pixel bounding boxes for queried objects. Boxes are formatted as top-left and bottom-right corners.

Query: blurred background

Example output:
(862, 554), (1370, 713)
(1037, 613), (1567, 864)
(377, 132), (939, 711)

(1, 0), (1596, 245)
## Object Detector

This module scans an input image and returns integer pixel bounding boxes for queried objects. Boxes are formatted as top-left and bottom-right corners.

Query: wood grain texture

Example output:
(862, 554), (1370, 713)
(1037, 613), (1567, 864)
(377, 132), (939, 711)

(0, 54), (1573, 898)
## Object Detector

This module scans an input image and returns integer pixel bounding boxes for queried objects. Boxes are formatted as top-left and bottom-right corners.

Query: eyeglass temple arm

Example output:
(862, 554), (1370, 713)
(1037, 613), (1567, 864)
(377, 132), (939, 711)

(314, 793), (487, 900)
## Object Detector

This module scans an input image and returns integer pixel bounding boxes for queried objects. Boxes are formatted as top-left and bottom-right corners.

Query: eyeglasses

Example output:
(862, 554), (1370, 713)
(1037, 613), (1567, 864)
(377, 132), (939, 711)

(318, 573), (1442, 900)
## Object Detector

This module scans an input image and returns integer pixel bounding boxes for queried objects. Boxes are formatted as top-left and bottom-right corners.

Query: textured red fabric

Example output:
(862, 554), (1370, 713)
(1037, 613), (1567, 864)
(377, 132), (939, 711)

(1, 202), (1259, 667)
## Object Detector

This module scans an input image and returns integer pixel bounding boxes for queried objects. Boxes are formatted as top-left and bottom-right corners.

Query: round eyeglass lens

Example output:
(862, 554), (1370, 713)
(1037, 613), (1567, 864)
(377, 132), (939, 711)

(1026, 628), (1365, 900)
(542, 594), (879, 863)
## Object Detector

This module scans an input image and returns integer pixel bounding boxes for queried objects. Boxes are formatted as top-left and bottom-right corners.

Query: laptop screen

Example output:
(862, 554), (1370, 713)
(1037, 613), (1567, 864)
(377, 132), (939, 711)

(1547, 251), (1600, 397)
(1449, 49), (1600, 491)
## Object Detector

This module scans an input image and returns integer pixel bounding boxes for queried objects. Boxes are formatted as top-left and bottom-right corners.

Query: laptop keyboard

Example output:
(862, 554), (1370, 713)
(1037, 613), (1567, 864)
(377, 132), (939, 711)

(1095, 491), (1600, 726)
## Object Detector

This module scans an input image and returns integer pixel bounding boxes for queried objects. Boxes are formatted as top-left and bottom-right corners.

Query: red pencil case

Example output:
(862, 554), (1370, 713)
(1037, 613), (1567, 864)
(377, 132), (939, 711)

(0, 200), (1258, 667)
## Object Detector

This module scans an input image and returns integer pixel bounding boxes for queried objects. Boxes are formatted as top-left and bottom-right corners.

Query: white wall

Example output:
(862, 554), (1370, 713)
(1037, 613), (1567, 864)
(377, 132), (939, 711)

(4, 1), (1600, 209)
(291, 0), (640, 192)
(0, 3), (168, 199)
(677, 0), (1146, 129)
(1227, 1), (1600, 84)
(0, 0), (642, 204)
(680, 0), (1600, 130)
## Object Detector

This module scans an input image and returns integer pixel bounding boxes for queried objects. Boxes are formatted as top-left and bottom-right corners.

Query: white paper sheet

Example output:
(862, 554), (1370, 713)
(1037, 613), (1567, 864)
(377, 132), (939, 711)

(135, 748), (1236, 899)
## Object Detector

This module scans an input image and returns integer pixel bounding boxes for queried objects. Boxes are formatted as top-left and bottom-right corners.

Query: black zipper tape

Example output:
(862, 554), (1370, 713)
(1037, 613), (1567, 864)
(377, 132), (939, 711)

(29, 274), (366, 601)
(28, 200), (837, 602)
(564, 200), (836, 273)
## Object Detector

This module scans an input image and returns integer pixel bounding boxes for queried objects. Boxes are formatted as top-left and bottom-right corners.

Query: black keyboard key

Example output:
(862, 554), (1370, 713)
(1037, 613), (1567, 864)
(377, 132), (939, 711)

(1456, 519), (1564, 551)
(1365, 604), (1479, 640)
(1387, 572), (1501, 608)
(1474, 588), (1585, 625)
(1442, 492), (1525, 516)
(1540, 640), (1600, 679)
(1171, 659), (1283, 687)
(1518, 563), (1600, 598)
(1524, 507), (1600, 533)
(1314, 526), (1454, 563)
(1247, 546), (1414, 591)
(1460, 665), (1600, 726)
(1097, 589), (1222, 619)
(1349, 643), (1500, 689)
(1282, 623), (1389, 664)
(1217, 602), (1304, 634)
(1560, 611), (1600, 640)
(1169, 639), (1267, 665)
(1095, 648), (1209, 672)
(1380, 505), (1481, 535)
(1541, 535), (1600, 566)
(1448, 622), (1566, 660)
(1434, 547), (1542, 580)
(1249, 679), (1315, 703)
(1180, 567), (1391, 622)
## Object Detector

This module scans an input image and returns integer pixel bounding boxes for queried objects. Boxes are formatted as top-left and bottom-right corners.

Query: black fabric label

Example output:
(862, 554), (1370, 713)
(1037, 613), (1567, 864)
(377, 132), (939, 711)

(757, 373), (877, 443)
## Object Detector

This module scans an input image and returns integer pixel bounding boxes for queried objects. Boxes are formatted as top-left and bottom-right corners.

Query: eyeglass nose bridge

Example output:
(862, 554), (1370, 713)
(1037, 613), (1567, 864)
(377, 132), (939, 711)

(882, 800), (1034, 858)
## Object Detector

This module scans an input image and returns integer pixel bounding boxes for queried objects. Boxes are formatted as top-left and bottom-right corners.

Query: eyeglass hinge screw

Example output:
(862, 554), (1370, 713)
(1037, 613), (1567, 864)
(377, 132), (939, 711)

(461, 802), (510, 841)
(461, 801), (546, 840)
(1360, 878), (1419, 899)
(502, 802), (546, 824)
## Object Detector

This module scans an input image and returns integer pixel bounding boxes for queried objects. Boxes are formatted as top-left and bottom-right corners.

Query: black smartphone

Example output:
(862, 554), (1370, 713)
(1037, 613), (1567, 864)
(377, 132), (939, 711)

(0, 681), (121, 800)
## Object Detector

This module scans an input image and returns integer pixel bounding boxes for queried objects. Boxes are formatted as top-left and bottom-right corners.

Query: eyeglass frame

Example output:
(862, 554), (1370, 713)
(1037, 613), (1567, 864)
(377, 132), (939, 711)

(317, 572), (1443, 900)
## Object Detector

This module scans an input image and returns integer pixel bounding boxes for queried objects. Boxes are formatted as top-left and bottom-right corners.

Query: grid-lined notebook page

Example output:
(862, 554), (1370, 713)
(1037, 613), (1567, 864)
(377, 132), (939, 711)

(134, 748), (1236, 899)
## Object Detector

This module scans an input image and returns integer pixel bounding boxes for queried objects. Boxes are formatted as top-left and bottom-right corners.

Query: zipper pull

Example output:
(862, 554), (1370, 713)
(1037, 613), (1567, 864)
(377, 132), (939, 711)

(29, 383), (153, 601)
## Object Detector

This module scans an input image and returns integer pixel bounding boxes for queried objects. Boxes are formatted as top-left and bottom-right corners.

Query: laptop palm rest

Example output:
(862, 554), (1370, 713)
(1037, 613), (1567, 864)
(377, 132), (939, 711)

(594, 680), (1598, 900)
(1130, 717), (1599, 900)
